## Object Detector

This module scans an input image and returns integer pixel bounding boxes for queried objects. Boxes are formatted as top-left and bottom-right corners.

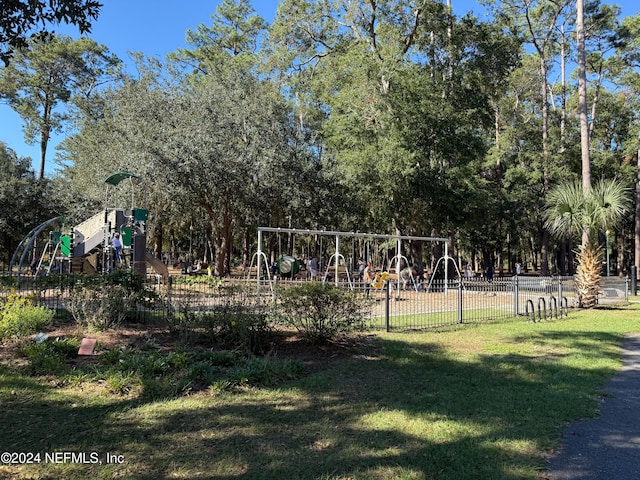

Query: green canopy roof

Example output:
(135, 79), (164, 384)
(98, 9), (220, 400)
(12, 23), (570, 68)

(104, 172), (138, 186)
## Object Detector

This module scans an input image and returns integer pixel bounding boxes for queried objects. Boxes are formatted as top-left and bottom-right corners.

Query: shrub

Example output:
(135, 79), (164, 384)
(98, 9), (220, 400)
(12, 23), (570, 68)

(164, 302), (196, 342)
(68, 284), (137, 331)
(105, 371), (142, 395)
(229, 357), (304, 387)
(196, 305), (272, 355)
(276, 282), (369, 343)
(166, 284), (273, 354)
(95, 345), (302, 399)
(16, 338), (79, 375)
(0, 294), (53, 342)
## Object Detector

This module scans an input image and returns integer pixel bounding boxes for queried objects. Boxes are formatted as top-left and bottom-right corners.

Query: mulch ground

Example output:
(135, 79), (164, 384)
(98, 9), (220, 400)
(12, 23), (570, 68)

(0, 318), (380, 373)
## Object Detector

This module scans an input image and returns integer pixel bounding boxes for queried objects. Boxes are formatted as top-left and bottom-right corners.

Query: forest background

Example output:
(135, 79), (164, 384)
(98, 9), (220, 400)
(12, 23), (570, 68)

(1, 0), (640, 279)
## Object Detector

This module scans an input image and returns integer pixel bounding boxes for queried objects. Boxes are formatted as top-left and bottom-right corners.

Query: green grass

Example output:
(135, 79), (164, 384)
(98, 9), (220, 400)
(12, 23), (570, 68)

(1, 303), (640, 479)
(370, 308), (518, 330)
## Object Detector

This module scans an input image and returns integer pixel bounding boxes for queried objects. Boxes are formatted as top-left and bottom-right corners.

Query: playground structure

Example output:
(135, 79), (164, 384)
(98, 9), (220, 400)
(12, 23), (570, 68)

(248, 227), (459, 296)
(9, 172), (168, 281)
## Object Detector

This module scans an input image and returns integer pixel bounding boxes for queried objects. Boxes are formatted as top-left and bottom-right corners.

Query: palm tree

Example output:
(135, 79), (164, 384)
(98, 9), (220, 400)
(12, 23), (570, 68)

(544, 179), (631, 308)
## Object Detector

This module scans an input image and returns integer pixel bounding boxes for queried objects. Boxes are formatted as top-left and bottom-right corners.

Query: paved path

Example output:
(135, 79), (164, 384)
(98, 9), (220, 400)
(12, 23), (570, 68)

(547, 334), (640, 479)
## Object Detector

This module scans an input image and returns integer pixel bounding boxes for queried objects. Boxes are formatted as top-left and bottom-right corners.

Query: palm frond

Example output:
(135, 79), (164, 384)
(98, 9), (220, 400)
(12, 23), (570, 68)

(588, 178), (632, 232)
(543, 180), (585, 240)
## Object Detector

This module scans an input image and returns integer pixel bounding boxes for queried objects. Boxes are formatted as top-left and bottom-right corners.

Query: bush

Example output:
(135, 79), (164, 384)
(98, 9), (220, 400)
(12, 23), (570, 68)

(0, 294), (53, 342)
(96, 346), (302, 399)
(229, 357), (304, 387)
(197, 305), (272, 355)
(165, 285), (273, 354)
(16, 338), (80, 375)
(105, 371), (142, 396)
(276, 282), (369, 344)
(68, 284), (137, 331)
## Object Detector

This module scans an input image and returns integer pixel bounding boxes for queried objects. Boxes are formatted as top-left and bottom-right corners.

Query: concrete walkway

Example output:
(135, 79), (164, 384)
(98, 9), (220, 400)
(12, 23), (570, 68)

(547, 334), (640, 479)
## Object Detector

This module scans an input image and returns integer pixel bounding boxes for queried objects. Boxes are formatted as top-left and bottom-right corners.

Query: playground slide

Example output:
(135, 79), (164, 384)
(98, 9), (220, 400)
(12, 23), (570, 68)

(145, 251), (169, 281)
(72, 210), (126, 257)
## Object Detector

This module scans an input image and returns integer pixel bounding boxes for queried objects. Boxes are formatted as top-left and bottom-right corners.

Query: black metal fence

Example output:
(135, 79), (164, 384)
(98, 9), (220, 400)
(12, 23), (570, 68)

(250, 273), (630, 330)
(0, 272), (632, 332)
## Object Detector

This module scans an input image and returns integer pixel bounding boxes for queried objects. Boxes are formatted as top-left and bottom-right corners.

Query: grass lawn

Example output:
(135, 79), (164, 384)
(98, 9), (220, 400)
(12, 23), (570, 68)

(1, 303), (639, 479)
(369, 308), (512, 330)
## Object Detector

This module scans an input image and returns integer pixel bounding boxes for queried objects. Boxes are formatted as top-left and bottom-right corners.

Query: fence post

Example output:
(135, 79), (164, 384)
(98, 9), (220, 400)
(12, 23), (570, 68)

(558, 277), (563, 312)
(385, 278), (391, 332)
(631, 266), (637, 296)
(272, 275), (278, 302)
(626, 275), (629, 301)
(458, 279), (463, 324)
(513, 275), (519, 316)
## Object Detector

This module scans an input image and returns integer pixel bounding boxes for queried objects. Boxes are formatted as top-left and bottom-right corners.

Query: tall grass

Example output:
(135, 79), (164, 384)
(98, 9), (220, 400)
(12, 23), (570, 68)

(0, 304), (638, 479)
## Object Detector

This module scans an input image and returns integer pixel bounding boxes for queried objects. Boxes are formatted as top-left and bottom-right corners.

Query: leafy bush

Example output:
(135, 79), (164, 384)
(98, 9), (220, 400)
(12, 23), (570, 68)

(0, 294), (53, 341)
(276, 282), (370, 343)
(96, 346), (301, 399)
(165, 285), (273, 354)
(172, 275), (224, 288)
(196, 305), (272, 355)
(105, 371), (142, 395)
(68, 284), (137, 330)
(229, 357), (304, 387)
(163, 302), (196, 341)
(17, 338), (80, 375)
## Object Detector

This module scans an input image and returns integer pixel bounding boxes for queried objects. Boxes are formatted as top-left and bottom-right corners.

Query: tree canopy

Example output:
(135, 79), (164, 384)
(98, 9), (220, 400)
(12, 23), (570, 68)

(0, 35), (121, 180)
(2, 0), (639, 277)
(0, 0), (101, 65)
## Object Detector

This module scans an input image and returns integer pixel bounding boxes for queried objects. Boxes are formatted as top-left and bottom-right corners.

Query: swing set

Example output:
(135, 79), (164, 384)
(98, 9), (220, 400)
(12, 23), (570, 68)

(248, 227), (457, 296)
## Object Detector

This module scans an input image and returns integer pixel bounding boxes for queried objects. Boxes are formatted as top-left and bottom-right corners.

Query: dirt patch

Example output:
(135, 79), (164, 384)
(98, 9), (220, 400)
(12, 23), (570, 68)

(0, 318), (380, 373)
(269, 330), (380, 372)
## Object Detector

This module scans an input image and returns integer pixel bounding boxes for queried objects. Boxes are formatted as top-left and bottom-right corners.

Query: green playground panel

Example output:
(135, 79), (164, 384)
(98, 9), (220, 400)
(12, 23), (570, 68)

(134, 208), (148, 221)
(60, 235), (71, 257)
(121, 226), (132, 247)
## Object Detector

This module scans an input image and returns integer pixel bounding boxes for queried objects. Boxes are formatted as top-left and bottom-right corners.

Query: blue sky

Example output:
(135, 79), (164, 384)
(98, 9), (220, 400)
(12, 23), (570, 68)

(1, 0), (639, 176)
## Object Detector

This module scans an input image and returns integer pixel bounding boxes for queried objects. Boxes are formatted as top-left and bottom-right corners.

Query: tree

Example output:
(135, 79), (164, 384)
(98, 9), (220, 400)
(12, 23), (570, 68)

(0, 0), (101, 65)
(617, 13), (640, 275)
(576, 0), (591, 227)
(153, 72), (301, 275)
(0, 35), (121, 180)
(544, 178), (631, 307)
(489, 0), (572, 274)
(268, 1), (517, 242)
(171, 0), (267, 75)
(56, 55), (193, 266)
(0, 142), (54, 263)
(267, 0), (434, 235)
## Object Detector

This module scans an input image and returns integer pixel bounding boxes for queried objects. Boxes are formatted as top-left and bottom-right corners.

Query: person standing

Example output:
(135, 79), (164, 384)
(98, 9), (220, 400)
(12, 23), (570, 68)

(362, 261), (374, 295)
(486, 264), (494, 282)
(309, 256), (318, 280)
(112, 232), (122, 264)
(357, 257), (366, 281)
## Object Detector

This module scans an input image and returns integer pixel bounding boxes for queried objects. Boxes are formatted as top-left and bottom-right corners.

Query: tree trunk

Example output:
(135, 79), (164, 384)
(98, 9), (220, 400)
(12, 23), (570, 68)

(39, 101), (52, 181)
(541, 228), (550, 275)
(560, 24), (567, 160)
(558, 240), (566, 275)
(577, 0), (591, 247)
(215, 199), (233, 276)
(153, 220), (163, 260)
(242, 228), (251, 271)
(635, 137), (640, 270)
(539, 55), (551, 276)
